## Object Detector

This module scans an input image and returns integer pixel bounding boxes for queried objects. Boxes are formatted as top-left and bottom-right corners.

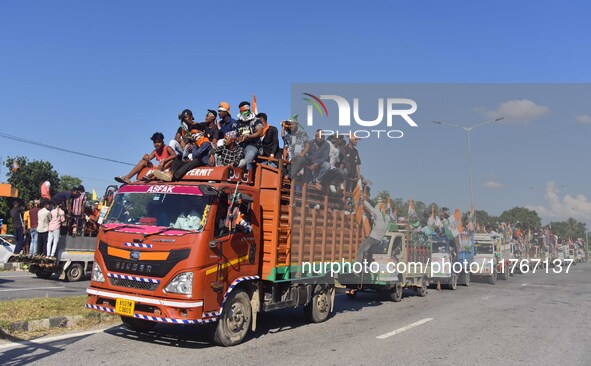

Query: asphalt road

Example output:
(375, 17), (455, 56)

(1, 263), (590, 365)
(0, 271), (89, 301)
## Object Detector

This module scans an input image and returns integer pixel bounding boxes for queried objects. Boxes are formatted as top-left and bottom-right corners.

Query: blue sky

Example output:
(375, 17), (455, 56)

(0, 0), (589, 225)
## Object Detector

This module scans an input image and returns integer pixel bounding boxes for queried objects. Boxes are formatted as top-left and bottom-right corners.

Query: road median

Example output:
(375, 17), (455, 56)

(0, 295), (119, 340)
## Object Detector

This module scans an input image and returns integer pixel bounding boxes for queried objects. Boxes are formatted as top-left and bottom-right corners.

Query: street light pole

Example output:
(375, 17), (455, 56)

(432, 117), (504, 210)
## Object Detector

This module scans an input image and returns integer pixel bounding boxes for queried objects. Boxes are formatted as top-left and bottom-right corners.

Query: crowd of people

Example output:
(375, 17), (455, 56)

(9, 183), (104, 259)
(113, 101), (364, 196)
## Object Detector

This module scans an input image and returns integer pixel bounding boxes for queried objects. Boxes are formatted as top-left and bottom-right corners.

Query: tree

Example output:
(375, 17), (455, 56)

(1, 157), (59, 232)
(4, 156), (59, 203)
(59, 175), (82, 191)
(473, 209), (498, 231)
(550, 218), (587, 241)
(499, 207), (541, 230)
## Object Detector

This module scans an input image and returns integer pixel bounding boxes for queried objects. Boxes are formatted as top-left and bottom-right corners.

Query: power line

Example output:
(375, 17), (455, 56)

(0, 132), (134, 166)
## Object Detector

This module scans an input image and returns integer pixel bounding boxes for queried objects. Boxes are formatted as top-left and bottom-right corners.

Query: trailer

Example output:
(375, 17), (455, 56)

(27, 234), (96, 281)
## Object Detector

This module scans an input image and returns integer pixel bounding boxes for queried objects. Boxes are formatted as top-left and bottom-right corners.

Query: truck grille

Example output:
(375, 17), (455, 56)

(109, 277), (159, 291)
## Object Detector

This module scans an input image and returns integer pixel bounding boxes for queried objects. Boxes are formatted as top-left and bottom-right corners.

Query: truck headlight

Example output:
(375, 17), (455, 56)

(164, 272), (193, 295)
(92, 262), (105, 283)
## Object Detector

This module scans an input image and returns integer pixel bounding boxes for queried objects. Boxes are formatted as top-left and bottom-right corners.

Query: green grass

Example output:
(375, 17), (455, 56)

(0, 295), (119, 339)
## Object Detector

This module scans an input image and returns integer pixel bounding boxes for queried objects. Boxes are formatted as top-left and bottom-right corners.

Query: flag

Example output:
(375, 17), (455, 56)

(252, 94), (258, 115)
(428, 205), (436, 229)
(407, 198), (420, 228)
(447, 212), (459, 238)
(92, 189), (97, 201)
(454, 208), (463, 234)
(467, 206), (475, 232)
(11, 161), (19, 172)
(352, 179), (363, 225)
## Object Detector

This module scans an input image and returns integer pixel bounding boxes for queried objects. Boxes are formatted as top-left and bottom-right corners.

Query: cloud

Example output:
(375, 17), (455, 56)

(526, 181), (591, 223)
(485, 99), (549, 122)
(483, 180), (506, 190)
(576, 114), (591, 124)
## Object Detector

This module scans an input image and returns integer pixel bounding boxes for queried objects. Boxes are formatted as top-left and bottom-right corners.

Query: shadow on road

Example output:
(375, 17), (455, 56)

(103, 292), (387, 348)
(0, 331), (92, 366)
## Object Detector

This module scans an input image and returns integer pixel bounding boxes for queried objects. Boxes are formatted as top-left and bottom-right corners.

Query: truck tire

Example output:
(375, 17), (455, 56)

(35, 270), (53, 279)
(463, 272), (470, 286)
(502, 268), (509, 280)
(213, 289), (252, 346)
(448, 274), (458, 290)
(416, 278), (427, 297)
(304, 284), (331, 323)
(66, 263), (84, 282)
(121, 316), (157, 332)
(489, 272), (497, 285)
(389, 283), (403, 302)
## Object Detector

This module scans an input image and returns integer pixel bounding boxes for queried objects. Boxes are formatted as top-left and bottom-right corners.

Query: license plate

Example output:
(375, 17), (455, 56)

(115, 298), (135, 316)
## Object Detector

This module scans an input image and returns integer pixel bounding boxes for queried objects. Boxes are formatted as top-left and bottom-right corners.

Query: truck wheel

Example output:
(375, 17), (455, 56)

(213, 289), (252, 346)
(389, 283), (403, 302)
(35, 270), (53, 279)
(416, 278), (427, 297)
(121, 316), (157, 332)
(448, 274), (458, 290)
(502, 268), (509, 280)
(304, 285), (331, 323)
(463, 272), (470, 286)
(66, 263), (84, 282)
(489, 272), (497, 285)
(7, 256), (18, 263)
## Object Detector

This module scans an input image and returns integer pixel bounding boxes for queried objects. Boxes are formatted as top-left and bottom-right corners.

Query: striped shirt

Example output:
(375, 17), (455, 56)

(71, 194), (86, 216)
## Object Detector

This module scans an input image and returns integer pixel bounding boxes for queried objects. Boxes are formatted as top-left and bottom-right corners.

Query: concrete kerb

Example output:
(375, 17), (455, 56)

(2, 313), (114, 334)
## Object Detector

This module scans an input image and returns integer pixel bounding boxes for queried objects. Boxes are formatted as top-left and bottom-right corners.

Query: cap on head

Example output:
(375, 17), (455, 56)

(287, 114), (298, 123)
(238, 101), (251, 111)
(151, 132), (165, 142)
(218, 102), (230, 112)
(224, 130), (238, 142)
(207, 109), (218, 119)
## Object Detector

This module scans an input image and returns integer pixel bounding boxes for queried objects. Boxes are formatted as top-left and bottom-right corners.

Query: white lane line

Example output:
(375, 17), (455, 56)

(376, 318), (434, 339)
(0, 327), (110, 350)
(521, 283), (528, 286)
(0, 286), (65, 292)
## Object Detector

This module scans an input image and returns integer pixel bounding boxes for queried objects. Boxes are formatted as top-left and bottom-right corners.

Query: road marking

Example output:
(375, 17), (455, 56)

(0, 327), (110, 351)
(0, 286), (65, 292)
(521, 283), (528, 286)
(376, 318), (433, 339)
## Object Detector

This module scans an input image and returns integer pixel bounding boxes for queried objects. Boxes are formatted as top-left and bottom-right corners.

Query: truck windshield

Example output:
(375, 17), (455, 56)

(105, 192), (210, 231)
(475, 243), (493, 255)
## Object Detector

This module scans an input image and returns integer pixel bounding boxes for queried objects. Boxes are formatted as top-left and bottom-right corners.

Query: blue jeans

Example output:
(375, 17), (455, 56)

(14, 227), (25, 254)
(29, 229), (38, 256)
(314, 161), (331, 183)
(243, 144), (259, 171)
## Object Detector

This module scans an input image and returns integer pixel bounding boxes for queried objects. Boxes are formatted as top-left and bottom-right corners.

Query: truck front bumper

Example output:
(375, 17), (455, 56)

(86, 287), (218, 324)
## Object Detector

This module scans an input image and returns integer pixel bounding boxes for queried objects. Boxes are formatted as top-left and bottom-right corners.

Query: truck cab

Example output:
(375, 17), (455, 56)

(473, 233), (497, 285)
(430, 233), (457, 290)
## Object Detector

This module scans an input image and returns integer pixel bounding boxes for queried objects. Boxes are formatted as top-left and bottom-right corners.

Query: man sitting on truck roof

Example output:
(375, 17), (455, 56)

(217, 101), (238, 137)
(282, 115), (310, 180)
(235, 101), (263, 171)
(115, 132), (176, 184)
(211, 131), (244, 167)
(307, 129), (331, 190)
(171, 109), (198, 157)
(153, 127), (212, 182)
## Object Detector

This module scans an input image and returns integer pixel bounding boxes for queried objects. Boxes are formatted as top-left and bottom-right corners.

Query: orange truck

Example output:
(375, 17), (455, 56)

(86, 163), (366, 345)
